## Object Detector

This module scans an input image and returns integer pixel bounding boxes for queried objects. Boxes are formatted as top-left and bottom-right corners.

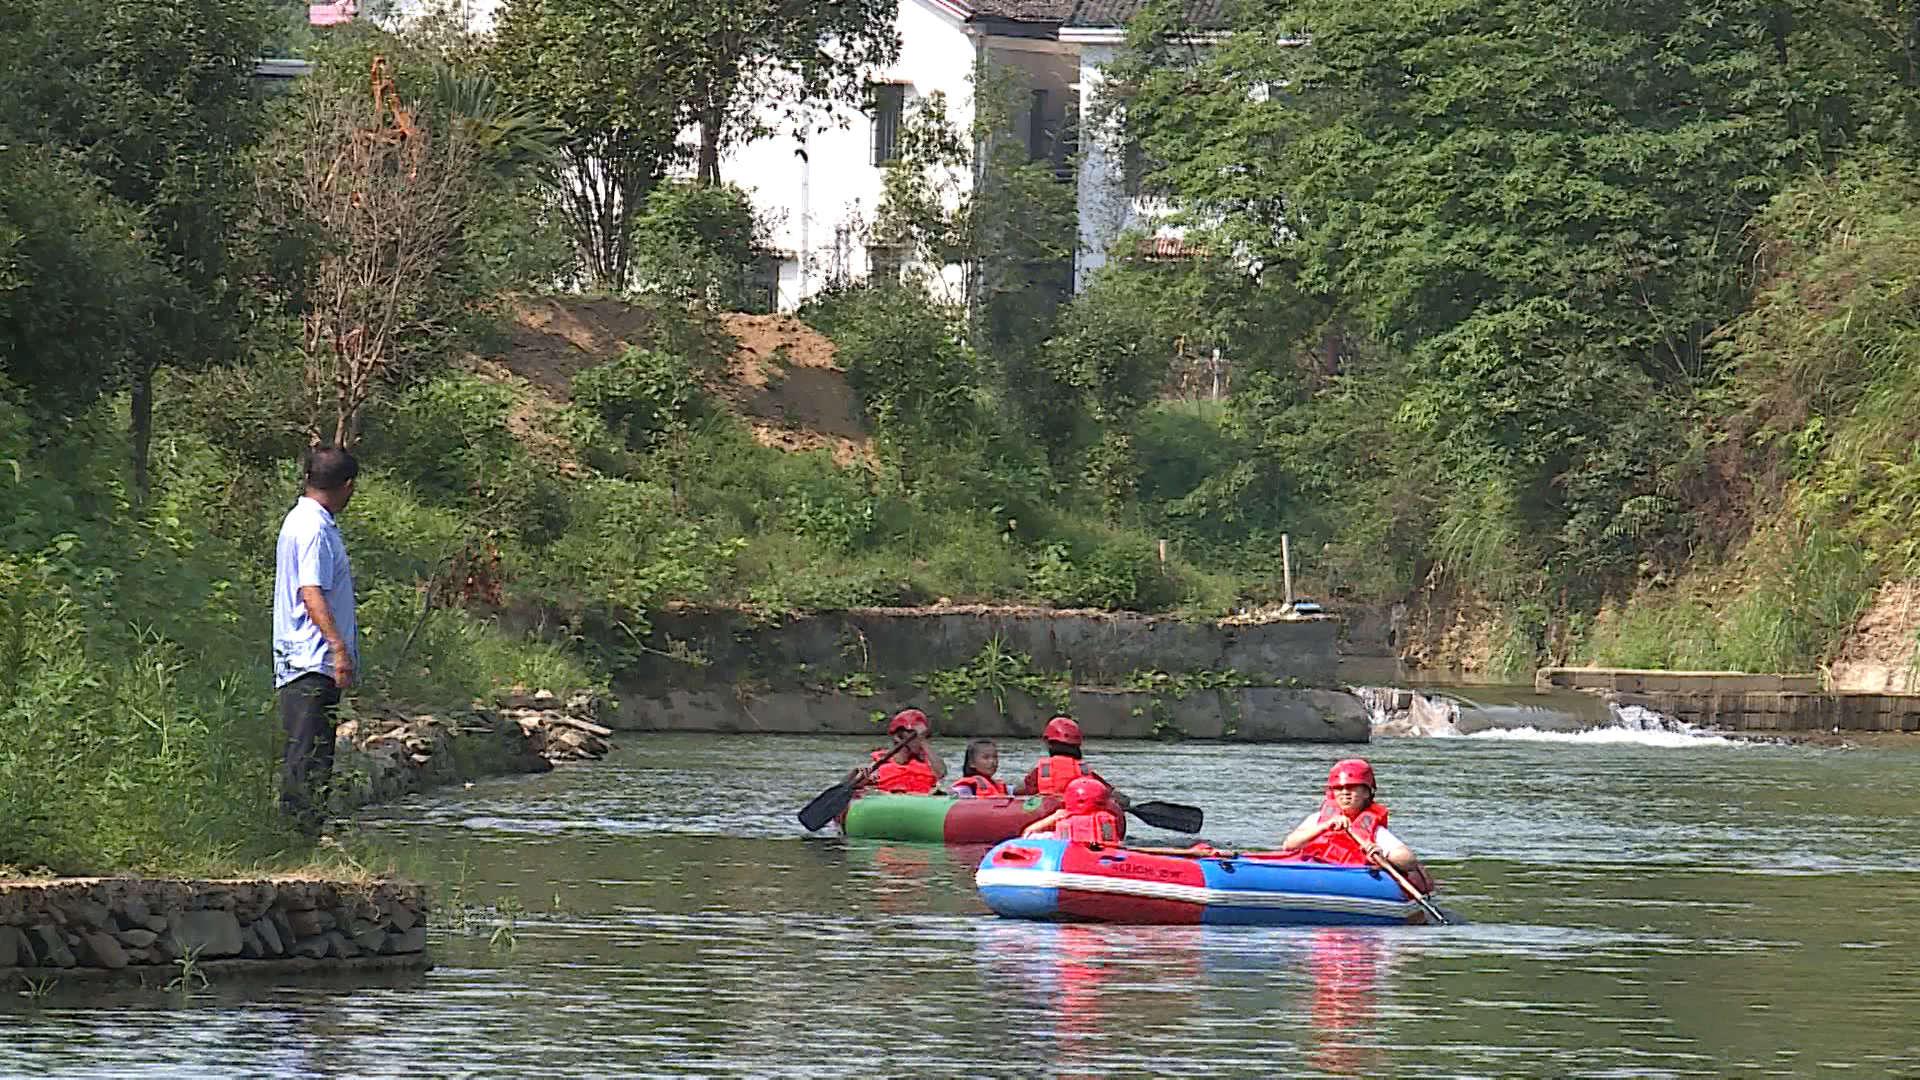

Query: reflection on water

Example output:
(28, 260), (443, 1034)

(5, 731), (1920, 1078)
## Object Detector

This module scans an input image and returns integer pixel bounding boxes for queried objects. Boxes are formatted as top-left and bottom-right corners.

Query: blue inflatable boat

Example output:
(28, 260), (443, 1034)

(974, 838), (1435, 926)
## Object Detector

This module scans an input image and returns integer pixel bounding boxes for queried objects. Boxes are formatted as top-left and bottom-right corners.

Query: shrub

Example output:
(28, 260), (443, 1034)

(630, 181), (771, 310)
(572, 347), (711, 449)
(1027, 539), (1175, 611)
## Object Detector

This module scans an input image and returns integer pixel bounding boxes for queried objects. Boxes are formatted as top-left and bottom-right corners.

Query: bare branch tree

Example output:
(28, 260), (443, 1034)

(264, 60), (482, 447)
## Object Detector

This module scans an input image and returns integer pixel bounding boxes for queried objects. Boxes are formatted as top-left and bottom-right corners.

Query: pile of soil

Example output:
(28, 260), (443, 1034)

(716, 313), (871, 466)
(479, 297), (872, 467)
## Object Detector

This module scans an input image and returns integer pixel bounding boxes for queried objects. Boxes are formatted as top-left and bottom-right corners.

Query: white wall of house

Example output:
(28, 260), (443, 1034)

(1067, 37), (1179, 292)
(721, 0), (981, 311)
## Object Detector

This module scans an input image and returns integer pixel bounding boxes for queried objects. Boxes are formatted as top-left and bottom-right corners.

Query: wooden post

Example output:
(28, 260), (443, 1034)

(1281, 533), (1294, 606)
(1158, 539), (1168, 563)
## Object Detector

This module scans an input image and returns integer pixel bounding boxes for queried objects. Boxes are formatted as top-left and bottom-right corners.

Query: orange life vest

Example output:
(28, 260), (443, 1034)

(1297, 799), (1389, 866)
(1045, 810), (1120, 845)
(951, 774), (1009, 798)
(1032, 755), (1085, 796)
(869, 751), (938, 795)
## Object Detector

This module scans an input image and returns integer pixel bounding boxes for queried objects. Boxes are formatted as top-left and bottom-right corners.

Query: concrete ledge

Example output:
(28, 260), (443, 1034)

(1612, 690), (1920, 731)
(611, 685), (1370, 743)
(559, 605), (1341, 692)
(1538, 667), (1822, 694)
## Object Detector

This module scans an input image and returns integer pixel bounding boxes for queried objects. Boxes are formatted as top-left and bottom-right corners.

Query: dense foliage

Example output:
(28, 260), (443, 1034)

(1104, 0), (1920, 670)
(10, 0), (1920, 872)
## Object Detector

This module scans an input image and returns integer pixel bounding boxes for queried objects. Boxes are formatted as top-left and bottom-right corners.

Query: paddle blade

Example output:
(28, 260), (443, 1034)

(1127, 800), (1203, 834)
(798, 780), (857, 832)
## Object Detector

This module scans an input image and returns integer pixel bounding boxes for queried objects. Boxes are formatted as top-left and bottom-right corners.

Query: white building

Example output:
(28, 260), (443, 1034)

(280, 0), (1218, 310)
(722, 0), (1216, 310)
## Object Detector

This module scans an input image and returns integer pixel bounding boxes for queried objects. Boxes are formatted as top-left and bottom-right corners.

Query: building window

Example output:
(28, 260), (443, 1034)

(869, 243), (906, 284)
(870, 83), (906, 166)
(1028, 88), (1050, 161)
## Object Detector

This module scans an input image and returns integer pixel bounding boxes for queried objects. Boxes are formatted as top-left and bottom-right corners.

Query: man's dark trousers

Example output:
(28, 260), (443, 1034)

(280, 672), (342, 835)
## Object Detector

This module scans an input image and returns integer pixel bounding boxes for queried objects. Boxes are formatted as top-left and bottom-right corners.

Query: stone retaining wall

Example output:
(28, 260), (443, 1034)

(1611, 690), (1920, 732)
(0, 878), (429, 987)
(611, 685), (1370, 743)
(561, 605), (1341, 693)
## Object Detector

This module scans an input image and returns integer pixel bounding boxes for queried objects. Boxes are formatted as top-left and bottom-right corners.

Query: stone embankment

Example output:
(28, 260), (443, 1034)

(563, 604), (1365, 742)
(548, 604), (1342, 691)
(1540, 667), (1920, 734)
(332, 688), (613, 809)
(0, 878), (428, 987)
(617, 685), (1371, 743)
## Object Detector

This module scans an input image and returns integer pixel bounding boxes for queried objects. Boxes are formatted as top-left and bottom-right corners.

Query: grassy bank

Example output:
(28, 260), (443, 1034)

(0, 290), (1290, 875)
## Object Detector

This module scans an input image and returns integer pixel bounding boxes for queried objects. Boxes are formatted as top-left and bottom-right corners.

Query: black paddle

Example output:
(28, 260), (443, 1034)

(1119, 797), (1204, 835)
(797, 732), (915, 832)
(1368, 851), (1451, 926)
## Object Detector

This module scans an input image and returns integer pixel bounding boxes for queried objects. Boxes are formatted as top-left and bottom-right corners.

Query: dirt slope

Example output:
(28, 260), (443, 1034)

(1829, 580), (1920, 691)
(480, 297), (871, 466)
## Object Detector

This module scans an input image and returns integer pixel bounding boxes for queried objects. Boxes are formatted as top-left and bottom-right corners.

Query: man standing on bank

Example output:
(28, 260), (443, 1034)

(272, 445), (360, 837)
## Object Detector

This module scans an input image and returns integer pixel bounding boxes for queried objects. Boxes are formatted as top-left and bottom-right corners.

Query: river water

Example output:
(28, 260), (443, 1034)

(7, 710), (1920, 1078)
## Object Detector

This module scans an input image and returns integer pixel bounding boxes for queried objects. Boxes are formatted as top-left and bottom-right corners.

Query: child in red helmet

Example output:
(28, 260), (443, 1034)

(1021, 776), (1121, 843)
(950, 738), (1009, 797)
(1013, 715), (1119, 801)
(1282, 758), (1433, 892)
(860, 708), (947, 795)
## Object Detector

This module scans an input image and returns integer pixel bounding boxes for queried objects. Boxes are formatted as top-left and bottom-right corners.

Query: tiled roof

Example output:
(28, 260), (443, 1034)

(1063, 0), (1232, 30)
(947, 0), (1076, 24)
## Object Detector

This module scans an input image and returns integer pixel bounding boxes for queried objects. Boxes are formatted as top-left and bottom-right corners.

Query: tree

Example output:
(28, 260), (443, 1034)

(1118, 0), (1920, 604)
(487, 0), (684, 291)
(645, 0), (901, 185)
(0, 0), (273, 503)
(0, 147), (173, 419)
(263, 61), (485, 447)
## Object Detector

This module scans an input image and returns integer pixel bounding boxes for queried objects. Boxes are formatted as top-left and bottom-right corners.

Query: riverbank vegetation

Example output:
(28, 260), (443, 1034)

(8, 0), (1920, 873)
(1108, 0), (1920, 678)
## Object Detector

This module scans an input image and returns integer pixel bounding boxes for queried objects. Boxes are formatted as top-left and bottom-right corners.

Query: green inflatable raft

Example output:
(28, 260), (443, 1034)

(839, 793), (1125, 844)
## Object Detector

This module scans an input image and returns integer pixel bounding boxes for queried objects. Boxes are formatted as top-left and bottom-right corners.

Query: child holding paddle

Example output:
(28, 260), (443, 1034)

(1012, 716), (1120, 804)
(859, 708), (946, 795)
(1282, 758), (1435, 894)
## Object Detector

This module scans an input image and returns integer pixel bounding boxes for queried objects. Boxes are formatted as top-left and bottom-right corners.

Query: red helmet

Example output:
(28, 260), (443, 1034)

(1063, 776), (1108, 814)
(1042, 716), (1083, 746)
(1326, 758), (1376, 790)
(888, 708), (929, 736)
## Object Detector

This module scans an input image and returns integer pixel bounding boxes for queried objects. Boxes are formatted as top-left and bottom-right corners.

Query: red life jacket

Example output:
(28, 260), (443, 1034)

(869, 751), (937, 795)
(1297, 799), (1389, 866)
(1032, 755), (1085, 796)
(951, 774), (1008, 798)
(1046, 810), (1120, 845)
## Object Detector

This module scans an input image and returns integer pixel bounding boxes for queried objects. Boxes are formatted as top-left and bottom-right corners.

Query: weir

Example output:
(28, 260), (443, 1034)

(1538, 666), (1920, 733)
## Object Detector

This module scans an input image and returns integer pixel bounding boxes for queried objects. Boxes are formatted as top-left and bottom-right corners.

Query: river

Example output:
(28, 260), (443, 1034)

(6, 705), (1920, 1078)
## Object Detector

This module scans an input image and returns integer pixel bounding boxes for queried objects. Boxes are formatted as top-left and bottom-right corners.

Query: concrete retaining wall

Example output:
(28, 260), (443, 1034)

(1539, 667), (1822, 694)
(0, 878), (429, 986)
(581, 606), (1340, 691)
(1613, 690), (1920, 732)
(610, 685), (1370, 743)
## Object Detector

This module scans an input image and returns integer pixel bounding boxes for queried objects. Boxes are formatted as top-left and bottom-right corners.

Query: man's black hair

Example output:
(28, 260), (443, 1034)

(1045, 740), (1082, 759)
(305, 445), (360, 491)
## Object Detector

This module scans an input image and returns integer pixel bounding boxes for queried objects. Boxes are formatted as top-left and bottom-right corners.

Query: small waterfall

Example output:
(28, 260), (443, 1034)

(1355, 687), (1743, 746)
(1354, 687), (1461, 736)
